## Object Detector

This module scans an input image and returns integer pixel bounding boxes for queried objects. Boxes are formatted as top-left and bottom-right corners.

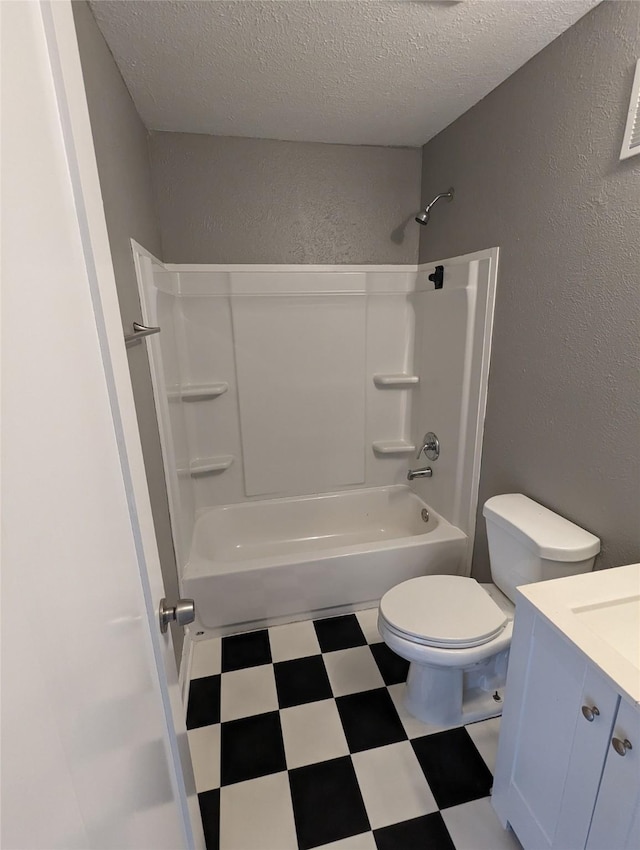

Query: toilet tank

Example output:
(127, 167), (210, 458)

(483, 494), (600, 603)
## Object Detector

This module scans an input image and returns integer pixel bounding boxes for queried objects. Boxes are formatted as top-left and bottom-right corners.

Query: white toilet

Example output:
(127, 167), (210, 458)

(378, 494), (600, 726)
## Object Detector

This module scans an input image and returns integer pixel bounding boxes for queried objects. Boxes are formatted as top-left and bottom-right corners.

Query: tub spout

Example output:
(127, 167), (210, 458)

(407, 466), (433, 481)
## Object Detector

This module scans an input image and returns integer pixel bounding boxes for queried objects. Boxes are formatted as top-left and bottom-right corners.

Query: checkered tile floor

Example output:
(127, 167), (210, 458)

(186, 608), (522, 850)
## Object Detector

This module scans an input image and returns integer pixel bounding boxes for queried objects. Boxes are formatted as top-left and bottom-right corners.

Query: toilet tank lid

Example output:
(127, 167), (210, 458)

(483, 494), (600, 561)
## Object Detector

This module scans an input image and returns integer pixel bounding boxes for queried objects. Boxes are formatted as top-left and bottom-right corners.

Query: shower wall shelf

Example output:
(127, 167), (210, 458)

(372, 440), (416, 456)
(187, 456), (234, 477)
(167, 382), (229, 402)
(373, 374), (419, 388)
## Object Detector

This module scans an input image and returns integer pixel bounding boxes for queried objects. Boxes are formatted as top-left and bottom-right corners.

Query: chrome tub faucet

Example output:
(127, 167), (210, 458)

(407, 466), (432, 481)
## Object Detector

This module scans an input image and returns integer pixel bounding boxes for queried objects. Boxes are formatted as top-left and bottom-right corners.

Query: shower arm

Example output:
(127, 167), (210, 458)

(424, 189), (454, 214)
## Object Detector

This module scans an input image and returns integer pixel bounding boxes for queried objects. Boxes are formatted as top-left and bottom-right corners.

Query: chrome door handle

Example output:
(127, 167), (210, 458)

(159, 598), (195, 633)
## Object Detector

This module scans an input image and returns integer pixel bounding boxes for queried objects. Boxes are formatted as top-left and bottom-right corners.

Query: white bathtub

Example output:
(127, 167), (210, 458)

(182, 485), (467, 636)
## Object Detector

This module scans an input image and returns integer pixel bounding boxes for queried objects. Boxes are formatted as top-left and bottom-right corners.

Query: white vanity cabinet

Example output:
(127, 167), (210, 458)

(492, 576), (640, 850)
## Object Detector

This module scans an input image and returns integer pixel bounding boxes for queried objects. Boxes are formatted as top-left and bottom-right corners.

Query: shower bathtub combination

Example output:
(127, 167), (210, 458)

(184, 485), (466, 634)
(133, 247), (498, 639)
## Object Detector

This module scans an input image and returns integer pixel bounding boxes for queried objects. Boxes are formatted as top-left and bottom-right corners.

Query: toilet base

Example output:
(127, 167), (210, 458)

(403, 649), (509, 727)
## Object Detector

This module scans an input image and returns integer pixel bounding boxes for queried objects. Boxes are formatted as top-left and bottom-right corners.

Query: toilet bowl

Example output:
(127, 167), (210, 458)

(378, 575), (514, 725)
(378, 494), (601, 727)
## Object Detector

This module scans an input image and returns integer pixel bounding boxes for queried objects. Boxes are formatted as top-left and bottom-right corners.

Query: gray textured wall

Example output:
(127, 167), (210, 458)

(148, 133), (422, 264)
(72, 2), (183, 660)
(419, 1), (640, 578)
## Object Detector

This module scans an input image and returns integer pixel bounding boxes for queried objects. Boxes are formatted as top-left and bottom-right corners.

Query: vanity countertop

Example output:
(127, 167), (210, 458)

(517, 563), (640, 706)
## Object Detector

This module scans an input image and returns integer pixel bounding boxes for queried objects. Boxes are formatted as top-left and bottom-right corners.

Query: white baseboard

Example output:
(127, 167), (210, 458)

(178, 629), (194, 716)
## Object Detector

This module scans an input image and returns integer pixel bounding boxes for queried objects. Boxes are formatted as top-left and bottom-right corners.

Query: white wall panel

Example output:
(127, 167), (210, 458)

(365, 292), (416, 487)
(410, 275), (468, 525)
(409, 251), (498, 555)
(178, 295), (246, 509)
(157, 289), (195, 562)
(232, 292), (367, 497)
(152, 268), (422, 513)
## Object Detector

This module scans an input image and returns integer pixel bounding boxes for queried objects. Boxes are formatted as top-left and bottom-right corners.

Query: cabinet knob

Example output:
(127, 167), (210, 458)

(581, 705), (600, 722)
(612, 737), (633, 757)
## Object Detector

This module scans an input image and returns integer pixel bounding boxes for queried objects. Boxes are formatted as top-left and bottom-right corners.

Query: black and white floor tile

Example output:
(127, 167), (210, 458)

(186, 609), (521, 850)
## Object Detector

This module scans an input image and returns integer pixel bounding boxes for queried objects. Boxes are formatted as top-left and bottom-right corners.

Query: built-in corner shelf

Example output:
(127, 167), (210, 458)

(188, 455), (234, 477)
(372, 440), (416, 456)
(167, 382), (229, 402)
(373, 374), (419, 389)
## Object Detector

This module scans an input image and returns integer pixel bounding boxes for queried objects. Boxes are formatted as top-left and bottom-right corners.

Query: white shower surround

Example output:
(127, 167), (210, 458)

(133, 246), (498, 635)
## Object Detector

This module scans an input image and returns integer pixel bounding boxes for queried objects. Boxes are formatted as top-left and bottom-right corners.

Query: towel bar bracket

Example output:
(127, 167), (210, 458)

(125, 321), (161, 347)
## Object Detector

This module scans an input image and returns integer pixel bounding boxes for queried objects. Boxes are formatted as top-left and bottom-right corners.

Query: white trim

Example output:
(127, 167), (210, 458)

(130, 237), (163, 267)
(161, 251), (496, 274)
(165, 262), (419, 273)
(620, 58), (640, 160)
(464, 248), (499, 572)
(419, 246), (501, 270)
(131, 241), (190, 571)
(179, 631), (194, 717)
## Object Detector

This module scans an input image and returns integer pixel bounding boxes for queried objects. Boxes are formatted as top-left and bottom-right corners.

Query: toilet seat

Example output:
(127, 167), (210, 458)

(379, 575), (508, 649)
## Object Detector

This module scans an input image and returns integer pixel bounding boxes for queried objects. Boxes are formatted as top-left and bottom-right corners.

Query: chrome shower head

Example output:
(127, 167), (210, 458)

(415, 187), (454, 226)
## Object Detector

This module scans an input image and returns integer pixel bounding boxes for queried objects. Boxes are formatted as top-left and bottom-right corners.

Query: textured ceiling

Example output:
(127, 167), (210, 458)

(90, 0), (598, 147)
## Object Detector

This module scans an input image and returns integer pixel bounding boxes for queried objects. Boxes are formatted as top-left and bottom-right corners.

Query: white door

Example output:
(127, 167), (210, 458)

(1, 2), (203, 848)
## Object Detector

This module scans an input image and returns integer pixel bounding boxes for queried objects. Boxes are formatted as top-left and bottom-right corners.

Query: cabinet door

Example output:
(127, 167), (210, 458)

(502, 615), (618, 850)
(553, 666), (619, 849)
(586, 698), (640, 850)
